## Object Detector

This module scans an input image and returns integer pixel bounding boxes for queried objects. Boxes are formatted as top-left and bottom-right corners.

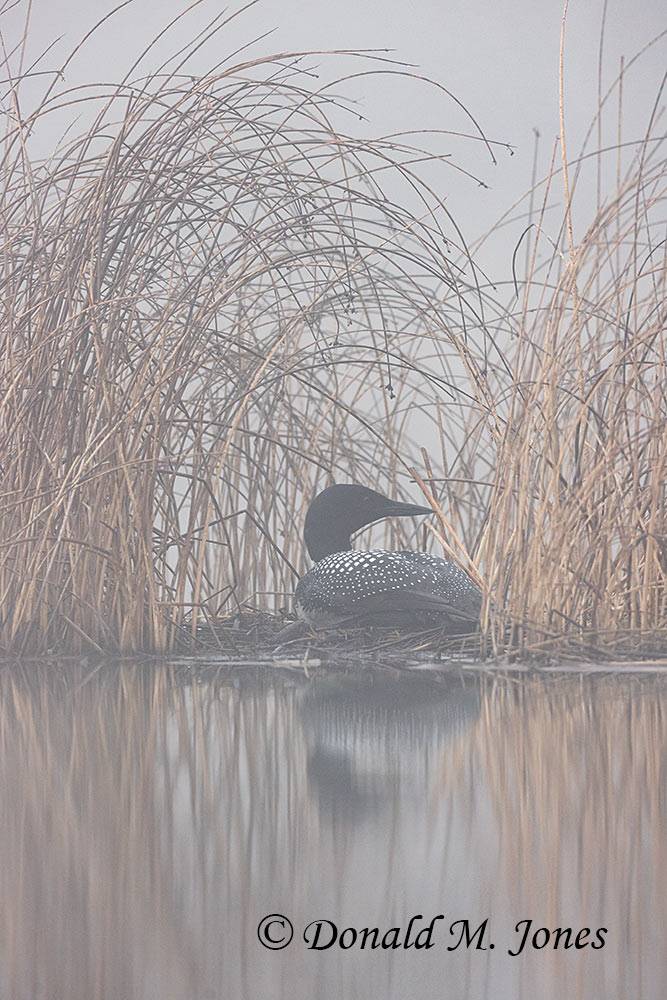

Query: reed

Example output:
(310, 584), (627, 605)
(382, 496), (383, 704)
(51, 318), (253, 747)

(0, 4), (665, 655)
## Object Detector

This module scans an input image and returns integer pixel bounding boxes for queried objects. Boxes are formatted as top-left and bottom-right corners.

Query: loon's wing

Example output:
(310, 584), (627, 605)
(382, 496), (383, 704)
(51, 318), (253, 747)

(318, 590), (480, 632)
(355, 589), (481, 623)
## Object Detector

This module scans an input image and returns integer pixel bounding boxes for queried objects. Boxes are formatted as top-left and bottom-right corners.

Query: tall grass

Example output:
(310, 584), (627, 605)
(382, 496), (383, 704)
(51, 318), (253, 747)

(0, 3), (665, 655)
(478, 135), (667, 655)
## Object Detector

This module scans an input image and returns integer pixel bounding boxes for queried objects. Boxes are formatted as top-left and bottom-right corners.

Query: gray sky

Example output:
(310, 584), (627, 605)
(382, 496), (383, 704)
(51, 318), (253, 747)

(4, 0), (666, 280)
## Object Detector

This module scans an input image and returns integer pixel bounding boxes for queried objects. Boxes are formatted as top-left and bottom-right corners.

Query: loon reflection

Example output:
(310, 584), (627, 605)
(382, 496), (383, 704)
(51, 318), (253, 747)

(299, 671), (481, 823)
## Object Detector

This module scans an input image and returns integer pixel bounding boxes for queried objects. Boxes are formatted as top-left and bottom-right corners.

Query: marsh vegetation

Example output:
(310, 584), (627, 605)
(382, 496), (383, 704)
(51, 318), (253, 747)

(0, 4), (665, 657)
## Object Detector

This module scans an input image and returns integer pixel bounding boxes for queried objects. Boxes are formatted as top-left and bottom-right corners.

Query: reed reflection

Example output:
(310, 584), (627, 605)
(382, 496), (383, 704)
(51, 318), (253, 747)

(0, 661), (664, 1000)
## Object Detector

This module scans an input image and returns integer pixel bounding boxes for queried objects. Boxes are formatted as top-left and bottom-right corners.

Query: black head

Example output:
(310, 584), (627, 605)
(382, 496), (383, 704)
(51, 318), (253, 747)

(303, 484), (432, 561)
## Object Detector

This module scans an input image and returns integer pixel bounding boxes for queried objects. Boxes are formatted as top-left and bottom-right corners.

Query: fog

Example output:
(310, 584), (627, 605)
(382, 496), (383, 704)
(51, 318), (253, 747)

(3, 0), (666, 280)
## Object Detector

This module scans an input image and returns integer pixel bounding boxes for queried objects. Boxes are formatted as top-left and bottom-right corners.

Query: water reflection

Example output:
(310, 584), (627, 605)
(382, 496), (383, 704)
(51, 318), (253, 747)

(0, 660), (664, 1000)
(300, 673), (480, 823)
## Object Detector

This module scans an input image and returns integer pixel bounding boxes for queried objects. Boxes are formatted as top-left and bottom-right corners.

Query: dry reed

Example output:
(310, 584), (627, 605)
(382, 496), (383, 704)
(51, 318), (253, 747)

(0, 4), (665, 656)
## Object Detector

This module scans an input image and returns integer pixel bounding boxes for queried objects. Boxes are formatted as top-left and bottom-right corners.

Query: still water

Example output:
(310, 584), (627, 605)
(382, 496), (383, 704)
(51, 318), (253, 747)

(0, 659), (664, 1000)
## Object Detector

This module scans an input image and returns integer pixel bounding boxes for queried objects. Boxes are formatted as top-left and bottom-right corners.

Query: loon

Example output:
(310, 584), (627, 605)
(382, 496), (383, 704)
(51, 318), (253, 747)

(294, 484), (482, 630)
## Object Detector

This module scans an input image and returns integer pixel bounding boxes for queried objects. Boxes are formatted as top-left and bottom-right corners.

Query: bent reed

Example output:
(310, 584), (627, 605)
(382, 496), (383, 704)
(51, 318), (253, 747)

(1, 5), (665, 657)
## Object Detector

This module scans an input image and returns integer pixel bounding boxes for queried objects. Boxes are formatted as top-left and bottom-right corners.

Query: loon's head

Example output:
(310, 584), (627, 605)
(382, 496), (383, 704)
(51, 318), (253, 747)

(303, 484), (432, 561)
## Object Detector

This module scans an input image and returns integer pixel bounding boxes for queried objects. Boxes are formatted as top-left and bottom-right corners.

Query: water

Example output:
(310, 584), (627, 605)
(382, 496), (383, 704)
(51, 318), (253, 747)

(0, 659), (664, 1000)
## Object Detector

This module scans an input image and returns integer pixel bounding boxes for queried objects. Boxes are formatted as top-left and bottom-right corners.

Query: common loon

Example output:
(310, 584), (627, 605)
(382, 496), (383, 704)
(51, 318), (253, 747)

(294, 484), (482, 630)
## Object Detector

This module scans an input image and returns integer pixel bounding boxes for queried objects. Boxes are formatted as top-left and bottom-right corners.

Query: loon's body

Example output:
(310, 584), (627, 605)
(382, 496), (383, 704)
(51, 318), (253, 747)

(294, 484), (482, 631)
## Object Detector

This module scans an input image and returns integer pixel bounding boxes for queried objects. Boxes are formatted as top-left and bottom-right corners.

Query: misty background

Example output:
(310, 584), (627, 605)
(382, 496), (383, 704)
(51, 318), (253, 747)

(3, 0), (666, 283)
